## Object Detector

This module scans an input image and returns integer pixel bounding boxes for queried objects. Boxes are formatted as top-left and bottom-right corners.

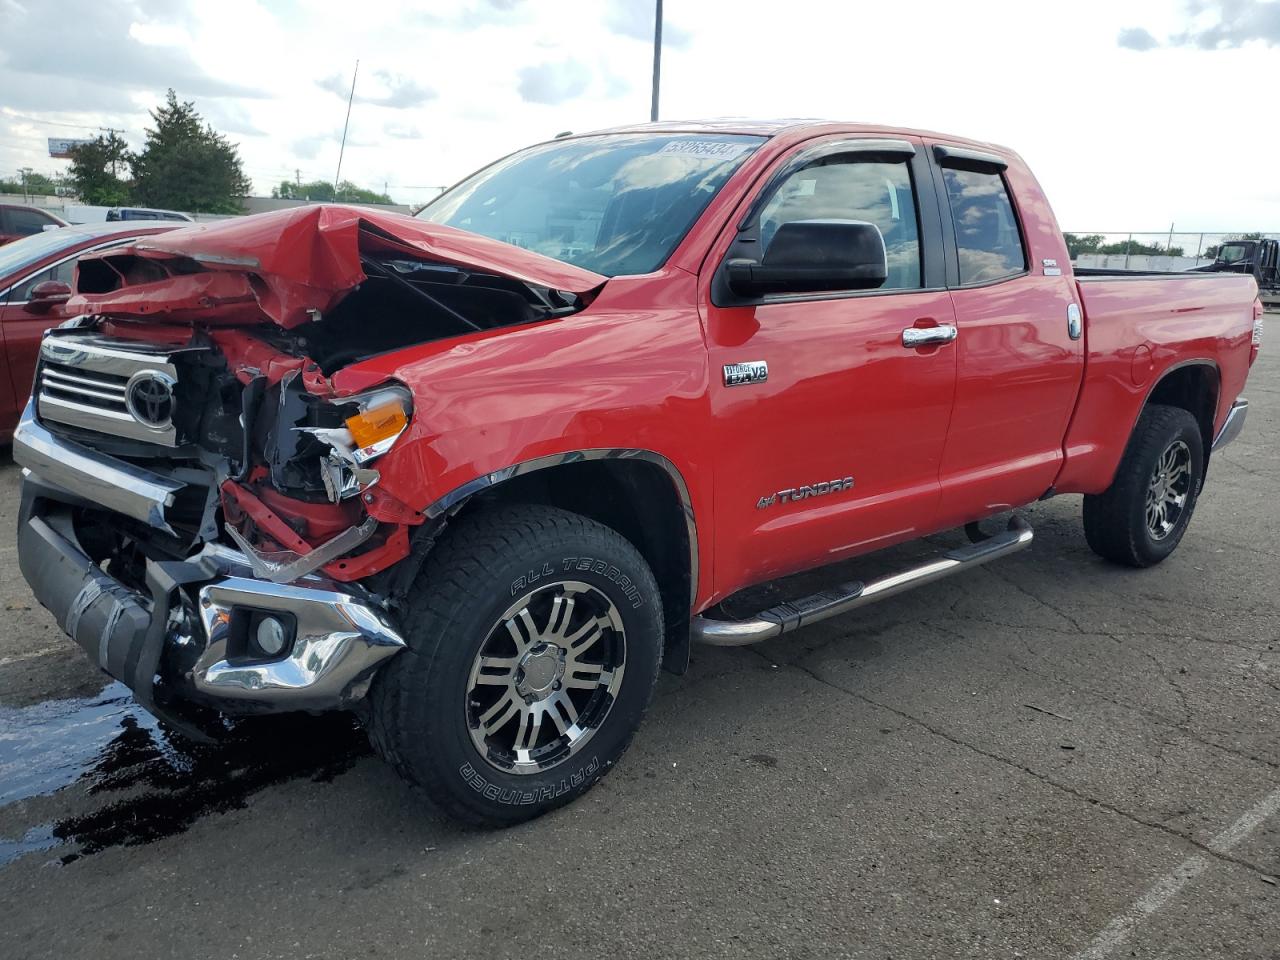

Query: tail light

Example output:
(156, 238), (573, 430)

(1252, 298), (1264, 366)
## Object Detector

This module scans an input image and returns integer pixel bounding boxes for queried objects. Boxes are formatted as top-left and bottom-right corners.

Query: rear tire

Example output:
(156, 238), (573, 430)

(1083, 404), (1204, 567)
(368, 504), (663, 826)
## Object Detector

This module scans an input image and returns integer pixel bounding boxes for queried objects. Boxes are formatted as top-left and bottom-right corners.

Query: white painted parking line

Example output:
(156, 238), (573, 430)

(1072, 786), (1280, 960)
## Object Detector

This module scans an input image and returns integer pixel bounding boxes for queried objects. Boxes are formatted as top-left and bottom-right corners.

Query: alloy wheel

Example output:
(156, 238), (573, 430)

(1145, 440), (1192, 541)
(465, 580), (626, 774)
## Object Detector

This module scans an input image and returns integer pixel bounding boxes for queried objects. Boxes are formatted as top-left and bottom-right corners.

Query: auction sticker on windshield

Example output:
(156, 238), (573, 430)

(657, 139), (753, 160)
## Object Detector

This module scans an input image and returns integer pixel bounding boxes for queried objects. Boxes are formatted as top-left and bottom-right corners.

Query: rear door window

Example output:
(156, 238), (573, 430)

(941, 168), (1026, 284)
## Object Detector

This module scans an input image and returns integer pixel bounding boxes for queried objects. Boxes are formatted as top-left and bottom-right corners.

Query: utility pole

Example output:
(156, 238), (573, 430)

(18, 167), (32, 203)
(650, 0), (663, 122)
(335, 59), (359, 200)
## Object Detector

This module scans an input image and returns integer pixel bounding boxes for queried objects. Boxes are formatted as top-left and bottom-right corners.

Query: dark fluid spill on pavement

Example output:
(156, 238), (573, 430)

(0, 682), (370, 866)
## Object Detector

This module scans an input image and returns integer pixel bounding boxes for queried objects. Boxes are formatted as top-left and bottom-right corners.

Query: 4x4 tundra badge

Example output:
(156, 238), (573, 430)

(723, 361), (768, 386)
(757, 476), (855, 510)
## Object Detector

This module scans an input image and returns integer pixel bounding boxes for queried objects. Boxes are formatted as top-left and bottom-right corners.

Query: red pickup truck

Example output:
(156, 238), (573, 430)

(14, 120), (1262, 825)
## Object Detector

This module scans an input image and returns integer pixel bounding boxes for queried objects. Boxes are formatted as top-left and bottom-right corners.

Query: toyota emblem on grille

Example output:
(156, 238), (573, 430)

(125, 371), (176, 428)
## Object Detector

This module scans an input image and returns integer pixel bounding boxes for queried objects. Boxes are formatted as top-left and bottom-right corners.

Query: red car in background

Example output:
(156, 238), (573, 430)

(0, 203), (69, 246)
(0, 220), (177, 440)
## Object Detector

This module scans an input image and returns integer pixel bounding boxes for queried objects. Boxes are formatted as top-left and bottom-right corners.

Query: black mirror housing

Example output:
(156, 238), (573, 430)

(726, 220), (888, 298)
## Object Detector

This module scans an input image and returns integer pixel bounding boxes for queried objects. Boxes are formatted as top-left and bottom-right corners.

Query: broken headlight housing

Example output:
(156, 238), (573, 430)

(293, 383), (413, 502)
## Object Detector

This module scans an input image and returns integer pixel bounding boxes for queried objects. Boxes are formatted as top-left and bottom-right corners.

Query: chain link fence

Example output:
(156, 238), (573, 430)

(1065, 231), (1280, 272)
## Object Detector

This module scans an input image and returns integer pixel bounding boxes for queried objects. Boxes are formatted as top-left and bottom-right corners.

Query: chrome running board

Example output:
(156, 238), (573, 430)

(691, 516), (1034, 646)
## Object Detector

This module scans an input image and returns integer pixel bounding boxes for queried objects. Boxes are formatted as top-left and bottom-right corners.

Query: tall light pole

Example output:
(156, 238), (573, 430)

(650, 0), (663, 122)
(335, 59), (359, 200)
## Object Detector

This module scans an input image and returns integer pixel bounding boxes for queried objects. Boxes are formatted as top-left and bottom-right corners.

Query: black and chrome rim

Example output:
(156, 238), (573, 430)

(1145, 440), (1192, 541)
(465, 580), (626, 775)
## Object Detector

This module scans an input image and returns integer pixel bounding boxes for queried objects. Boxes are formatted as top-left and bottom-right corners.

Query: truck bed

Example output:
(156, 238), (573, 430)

(1073, 266), (1242, 279)
(1052, 269), (1258, 495)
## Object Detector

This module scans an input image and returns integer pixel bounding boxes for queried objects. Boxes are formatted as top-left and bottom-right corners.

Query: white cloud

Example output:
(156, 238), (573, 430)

(384, 121), (423, 140)
(517, 60), (592, 105)
(129, 21), (195, 47)
(1172, 0), (1280, 48)
(1, 0), (1279, 229)
(1118, 26), (1160, 50)
(604, 0), (691, 47)
(317, 69), (437, 110)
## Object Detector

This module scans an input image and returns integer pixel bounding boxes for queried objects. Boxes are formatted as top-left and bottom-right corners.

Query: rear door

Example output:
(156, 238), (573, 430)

(925, 142), (1084, 527)
(702, 136), (959, 592)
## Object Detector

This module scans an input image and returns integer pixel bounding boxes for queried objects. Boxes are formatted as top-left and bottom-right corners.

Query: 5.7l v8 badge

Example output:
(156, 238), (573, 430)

(723, 361), (768, 386)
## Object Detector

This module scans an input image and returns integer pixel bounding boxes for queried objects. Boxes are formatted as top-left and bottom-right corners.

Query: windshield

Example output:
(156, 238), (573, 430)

(0, 227), (83, 280)
(1218, 241), (1255, 264)
(418, 133), (764, 277)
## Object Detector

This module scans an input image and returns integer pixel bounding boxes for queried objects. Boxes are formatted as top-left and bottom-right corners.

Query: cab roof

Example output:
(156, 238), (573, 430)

(577, 118), (1012, 154)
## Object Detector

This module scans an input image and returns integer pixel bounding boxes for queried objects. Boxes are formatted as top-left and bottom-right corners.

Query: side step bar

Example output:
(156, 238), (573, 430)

(691, 516), (1034, 646)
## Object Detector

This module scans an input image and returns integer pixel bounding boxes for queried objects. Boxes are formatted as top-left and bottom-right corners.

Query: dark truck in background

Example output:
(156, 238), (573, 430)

(12, 119), (1263, 825)
(1194, 236), (1280, 309)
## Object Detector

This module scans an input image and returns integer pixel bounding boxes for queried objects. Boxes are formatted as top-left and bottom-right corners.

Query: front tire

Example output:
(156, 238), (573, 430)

(1083, 404), (1204, 567)
(368, 504), (663, 826)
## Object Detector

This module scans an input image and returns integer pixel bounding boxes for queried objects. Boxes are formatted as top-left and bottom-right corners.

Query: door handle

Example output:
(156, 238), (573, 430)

(1067, 303), (1082, 340)
(901, 324), (958, 348)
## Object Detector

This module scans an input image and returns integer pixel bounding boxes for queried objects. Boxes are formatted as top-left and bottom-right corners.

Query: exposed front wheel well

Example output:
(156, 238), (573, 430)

(442, 458), (694, 674)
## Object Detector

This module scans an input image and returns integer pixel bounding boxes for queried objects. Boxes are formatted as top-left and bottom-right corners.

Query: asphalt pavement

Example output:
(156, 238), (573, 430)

(1, 349), (1276, 960)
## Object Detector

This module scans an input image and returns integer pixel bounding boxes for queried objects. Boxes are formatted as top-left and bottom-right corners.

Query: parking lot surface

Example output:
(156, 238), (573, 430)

(1, 350), (1276, 960)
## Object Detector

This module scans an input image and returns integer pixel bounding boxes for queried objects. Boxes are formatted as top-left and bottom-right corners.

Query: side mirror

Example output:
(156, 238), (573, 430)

(727, 219), (888, 297)
(24, 280), (72, 314)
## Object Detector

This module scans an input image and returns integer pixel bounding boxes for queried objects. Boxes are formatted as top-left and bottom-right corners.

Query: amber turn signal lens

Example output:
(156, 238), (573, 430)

(345, 401), (407, 450)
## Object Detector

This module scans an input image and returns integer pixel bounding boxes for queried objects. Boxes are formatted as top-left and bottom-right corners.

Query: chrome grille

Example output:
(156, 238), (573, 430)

(41, 363), (130, 409)
(36, 333), (184, 446)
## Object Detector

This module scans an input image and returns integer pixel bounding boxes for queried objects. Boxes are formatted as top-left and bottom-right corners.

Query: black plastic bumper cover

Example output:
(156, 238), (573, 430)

(18, 481), (216, 739)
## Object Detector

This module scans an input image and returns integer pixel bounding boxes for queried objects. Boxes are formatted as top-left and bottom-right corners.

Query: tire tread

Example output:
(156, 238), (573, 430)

(1082, 403), (1203, 567)
(367, 504), (661, 826)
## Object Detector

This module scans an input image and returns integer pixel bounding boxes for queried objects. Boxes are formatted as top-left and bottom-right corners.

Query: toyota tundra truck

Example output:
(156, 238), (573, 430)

(13, 120), (1262, 825)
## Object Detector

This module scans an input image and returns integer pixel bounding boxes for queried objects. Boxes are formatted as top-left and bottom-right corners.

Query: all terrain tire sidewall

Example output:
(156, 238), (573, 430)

(374, 507), (664, 825)
(1126, 409), (1205, 565)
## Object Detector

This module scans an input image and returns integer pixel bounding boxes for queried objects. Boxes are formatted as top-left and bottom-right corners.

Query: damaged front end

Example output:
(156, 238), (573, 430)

(13, 205), (604, 731)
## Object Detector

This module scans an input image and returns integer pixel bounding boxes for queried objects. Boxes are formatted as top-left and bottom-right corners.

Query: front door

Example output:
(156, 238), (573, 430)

(701, 136), (959, 595)
(0, 255), (78, 418)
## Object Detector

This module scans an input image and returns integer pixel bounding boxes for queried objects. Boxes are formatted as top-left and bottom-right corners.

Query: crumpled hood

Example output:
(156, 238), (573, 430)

(69, 204), (607, 328)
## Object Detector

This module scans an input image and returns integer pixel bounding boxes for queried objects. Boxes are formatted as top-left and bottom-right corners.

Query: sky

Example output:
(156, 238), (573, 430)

(1, 0), (1279, 231)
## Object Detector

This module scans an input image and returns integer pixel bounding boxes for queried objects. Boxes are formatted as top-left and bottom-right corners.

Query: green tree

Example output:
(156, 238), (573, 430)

(1097, 239), (1184, 257)
(1064, 233), (1104, 259)
(66, 133), (132, 205)
(0, 172), (66, 195)
(272, 178), (393, 204)
(130, 89), (251, 213)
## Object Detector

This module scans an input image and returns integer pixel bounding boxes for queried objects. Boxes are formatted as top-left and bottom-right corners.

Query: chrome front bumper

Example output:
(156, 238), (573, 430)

(12, 400), (184, 534)
(1212, 398), (1248, 452)
(190, 561), (405, 709)
(15, 419), (406, 718)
